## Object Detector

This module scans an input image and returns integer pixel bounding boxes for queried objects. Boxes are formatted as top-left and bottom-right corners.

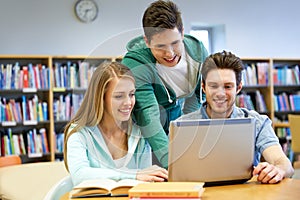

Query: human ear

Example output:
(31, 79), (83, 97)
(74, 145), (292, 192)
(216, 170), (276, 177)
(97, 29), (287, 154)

(201, 82), (206, 94)
(236, 82), (243, 93)
(181, 27), (184, 38)
(144, 36), (150, 47)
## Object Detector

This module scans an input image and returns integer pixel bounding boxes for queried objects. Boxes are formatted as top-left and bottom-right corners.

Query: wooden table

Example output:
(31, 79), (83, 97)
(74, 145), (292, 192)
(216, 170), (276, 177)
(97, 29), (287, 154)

(203, 177), (300, 199)
(61, 177), (300, 200)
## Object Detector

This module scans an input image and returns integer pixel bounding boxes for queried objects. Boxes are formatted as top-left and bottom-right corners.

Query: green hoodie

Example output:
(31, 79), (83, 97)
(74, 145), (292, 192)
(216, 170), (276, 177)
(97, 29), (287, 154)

(122, 35), (208, 168)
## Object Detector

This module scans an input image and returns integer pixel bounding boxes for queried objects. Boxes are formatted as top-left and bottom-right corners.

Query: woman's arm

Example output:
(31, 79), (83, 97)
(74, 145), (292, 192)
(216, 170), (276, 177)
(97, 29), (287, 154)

(67, 133), (137, 186)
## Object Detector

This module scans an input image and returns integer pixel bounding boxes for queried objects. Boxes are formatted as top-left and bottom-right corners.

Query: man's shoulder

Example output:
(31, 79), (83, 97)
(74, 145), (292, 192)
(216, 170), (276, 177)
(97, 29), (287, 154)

(235, 107), (270, 125)
(125, 35), (146, 51)
(183, 34), (208, 62)
(177, 109), (202, 120)
(122, 36), (155, 68)
(184, 34), (199, 42)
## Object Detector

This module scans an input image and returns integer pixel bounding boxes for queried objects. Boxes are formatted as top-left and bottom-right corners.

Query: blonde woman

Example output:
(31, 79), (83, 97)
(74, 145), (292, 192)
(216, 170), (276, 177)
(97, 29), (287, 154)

(64, 62), (168, 186)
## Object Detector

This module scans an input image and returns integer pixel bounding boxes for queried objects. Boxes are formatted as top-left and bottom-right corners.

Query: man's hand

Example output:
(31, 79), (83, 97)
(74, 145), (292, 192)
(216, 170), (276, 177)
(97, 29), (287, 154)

(252, 162), (285, 184)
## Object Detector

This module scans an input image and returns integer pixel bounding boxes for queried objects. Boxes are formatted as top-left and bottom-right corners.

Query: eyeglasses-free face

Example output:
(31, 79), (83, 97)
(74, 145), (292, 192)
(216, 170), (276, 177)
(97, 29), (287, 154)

(145, 27), (184, 67)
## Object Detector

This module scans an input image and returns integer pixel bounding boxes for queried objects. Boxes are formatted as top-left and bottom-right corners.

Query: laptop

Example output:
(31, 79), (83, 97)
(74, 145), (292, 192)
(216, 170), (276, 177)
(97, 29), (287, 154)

(168, 117), (256, 186)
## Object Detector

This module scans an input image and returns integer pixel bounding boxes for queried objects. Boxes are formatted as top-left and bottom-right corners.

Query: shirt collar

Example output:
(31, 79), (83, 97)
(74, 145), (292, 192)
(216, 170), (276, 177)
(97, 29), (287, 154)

(200, 102), (238, 119)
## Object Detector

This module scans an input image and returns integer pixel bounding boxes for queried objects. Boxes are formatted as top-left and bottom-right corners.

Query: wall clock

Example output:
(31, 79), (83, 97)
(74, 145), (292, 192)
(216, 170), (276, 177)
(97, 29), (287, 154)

(75, 0), (98, 23)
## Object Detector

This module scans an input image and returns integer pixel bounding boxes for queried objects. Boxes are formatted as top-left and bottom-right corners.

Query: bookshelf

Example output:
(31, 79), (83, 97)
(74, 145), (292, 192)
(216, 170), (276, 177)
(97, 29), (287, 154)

(0, 55), (120, 163)
(0, 55), (299, 163)
(272, 59), (300, 125)
(51, 55), (118, 161)
(240, 58), (300, 124)
(272, 59), (300, 160)
(240, 58), (272, 118)
(240, 58), (300, 160)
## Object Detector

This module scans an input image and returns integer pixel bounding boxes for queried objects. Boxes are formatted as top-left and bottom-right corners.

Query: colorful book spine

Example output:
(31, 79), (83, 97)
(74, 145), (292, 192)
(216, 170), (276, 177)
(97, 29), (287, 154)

(37, 102), (43, 121)
(293, 95), (300, 110)
(19, 134), (26, 154)
(23, 66), (29, 88)
(22, 95), (27, 121)
(8, 128), (14, 155)
(28, 64), (36, 88)
(40, 128), (49, 153)
(42, 102), (48, 121)
(5, 64), (12, 89)
(0, 64), (4, 89)
(12, 134), (21, 155)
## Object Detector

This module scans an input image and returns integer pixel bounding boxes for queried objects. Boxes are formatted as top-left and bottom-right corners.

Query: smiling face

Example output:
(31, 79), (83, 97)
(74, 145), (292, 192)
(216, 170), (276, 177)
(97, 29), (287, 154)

(203, 68), (242, 118)
(103, 77), (135, 125)
(145, 27), (184, 67)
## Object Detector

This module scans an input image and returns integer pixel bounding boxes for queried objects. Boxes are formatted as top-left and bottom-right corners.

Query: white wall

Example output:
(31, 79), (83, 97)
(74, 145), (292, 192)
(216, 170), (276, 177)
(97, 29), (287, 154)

(0, 0), (299, 58)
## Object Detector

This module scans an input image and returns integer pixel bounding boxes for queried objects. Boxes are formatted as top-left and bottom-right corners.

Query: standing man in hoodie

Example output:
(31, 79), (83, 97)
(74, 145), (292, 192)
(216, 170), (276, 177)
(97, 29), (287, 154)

(121, 0), (208, 168)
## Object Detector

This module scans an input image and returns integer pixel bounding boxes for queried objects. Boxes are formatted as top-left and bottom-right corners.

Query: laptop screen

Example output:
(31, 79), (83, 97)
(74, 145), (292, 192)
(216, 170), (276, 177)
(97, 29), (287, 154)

(168, 118), (255, 185)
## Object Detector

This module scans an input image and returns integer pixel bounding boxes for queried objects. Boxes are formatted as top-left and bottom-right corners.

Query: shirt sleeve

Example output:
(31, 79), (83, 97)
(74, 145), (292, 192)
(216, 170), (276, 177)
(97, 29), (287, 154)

(67, 132), (137, 186)
(255, 115), (279, 156)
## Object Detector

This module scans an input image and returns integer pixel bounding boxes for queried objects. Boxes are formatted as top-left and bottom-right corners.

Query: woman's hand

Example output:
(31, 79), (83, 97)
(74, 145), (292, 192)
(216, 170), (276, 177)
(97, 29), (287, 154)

(136, 165), (168, 182)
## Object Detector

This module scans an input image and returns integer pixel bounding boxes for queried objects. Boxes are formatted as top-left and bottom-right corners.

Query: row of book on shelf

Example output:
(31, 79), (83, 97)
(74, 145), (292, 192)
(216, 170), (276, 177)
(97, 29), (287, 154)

(0, 127), (49, 157)
(3, 91), (298, 124)
(275, 127), (291, 139)
(0, 61), (98, 90)
(241, 62), (300, 86)
(54, 90), (297, 122)
(236, 90), (300, 112)
(53, 61), (97, 89)
(2, 92), (298, 124)
(274, 92), (300, 111)
(242, 62), (269, 86)
(53, 93), (84, 121)
(273, 65), (300, 85)
(0, 130), (64, 157)
(0, 63), (50, 89)
(0, 95), (48, 123)
(236, 90), (267, 113)
(1, 61), (299, 90)
(0, 92), (86, 123)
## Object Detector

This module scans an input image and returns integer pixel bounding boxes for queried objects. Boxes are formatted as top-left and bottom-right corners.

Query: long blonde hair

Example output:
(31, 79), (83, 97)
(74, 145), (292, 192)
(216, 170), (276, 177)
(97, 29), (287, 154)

(63, 61), (135, 171)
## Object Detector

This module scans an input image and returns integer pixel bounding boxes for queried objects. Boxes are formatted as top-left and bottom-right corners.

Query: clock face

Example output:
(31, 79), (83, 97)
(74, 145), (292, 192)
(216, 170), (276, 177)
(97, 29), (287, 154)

(75, 0), (98, 23)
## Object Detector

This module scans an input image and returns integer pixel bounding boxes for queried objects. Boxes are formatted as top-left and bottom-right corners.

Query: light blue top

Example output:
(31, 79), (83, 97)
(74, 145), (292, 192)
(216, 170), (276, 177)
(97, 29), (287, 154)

(66, 123), (152, 186)
(178, 103), (279, 166)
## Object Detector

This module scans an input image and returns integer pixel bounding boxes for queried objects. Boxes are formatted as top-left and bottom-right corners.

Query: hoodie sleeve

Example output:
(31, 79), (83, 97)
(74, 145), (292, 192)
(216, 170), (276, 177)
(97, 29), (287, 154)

(67, 132), (137, 186)
(122, 51), (169, 168)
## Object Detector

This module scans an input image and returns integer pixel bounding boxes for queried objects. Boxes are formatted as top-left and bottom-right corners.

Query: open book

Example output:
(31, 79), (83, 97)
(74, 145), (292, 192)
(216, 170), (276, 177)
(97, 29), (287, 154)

(69, 178), (145, 198)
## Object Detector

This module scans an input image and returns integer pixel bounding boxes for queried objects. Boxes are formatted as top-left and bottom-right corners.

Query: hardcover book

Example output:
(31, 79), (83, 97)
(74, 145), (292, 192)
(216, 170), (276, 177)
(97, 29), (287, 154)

(129, 182), (205, 199)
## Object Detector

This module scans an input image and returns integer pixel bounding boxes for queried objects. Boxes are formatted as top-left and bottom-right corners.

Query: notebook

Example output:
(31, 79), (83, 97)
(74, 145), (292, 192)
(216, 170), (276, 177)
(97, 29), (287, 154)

(168, 117), (256, 186)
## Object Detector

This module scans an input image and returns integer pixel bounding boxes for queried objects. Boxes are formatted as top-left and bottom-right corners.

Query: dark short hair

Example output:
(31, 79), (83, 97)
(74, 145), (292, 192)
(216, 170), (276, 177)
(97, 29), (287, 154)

(142, 0), (183, 42)
(201, 50), (244, 87)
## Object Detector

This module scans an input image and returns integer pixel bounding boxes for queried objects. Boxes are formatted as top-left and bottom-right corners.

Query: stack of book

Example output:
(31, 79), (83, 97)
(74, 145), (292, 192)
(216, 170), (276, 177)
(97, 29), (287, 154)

(129, 182), (205, 200)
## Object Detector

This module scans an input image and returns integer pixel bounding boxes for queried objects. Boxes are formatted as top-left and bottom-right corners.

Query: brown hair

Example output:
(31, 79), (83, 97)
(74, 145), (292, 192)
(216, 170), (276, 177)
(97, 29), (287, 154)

(142, 0), (183, 42)
(201, 50), (244, 87)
